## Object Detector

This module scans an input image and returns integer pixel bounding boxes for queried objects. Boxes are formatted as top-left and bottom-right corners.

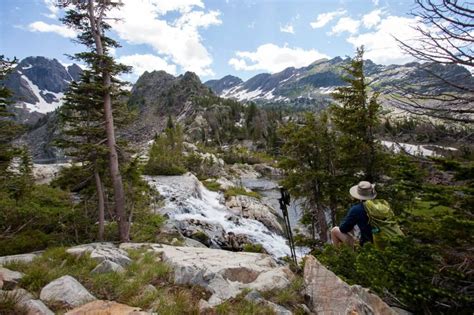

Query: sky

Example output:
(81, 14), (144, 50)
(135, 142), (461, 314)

(0, 0), (421, 82)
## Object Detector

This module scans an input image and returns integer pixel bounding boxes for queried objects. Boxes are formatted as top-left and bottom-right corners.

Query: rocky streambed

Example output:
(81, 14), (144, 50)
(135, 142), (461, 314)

(145, 173), (306, 259)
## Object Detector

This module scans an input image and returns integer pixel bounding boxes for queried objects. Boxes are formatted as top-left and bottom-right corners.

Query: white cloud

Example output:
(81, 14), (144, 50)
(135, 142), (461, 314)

(330, 17), (361, 35)
(229, 43), (329, 73)
(118, 54), (177, 78)
(310, 10), (346, 29)
(346, 15), (422, 64)
(362, 9), (383, 28)
(109, 0), (221, 76)
(151, 0), (205, 14)
(248, 21), (256, 28)
(280, 23), (295, 34)
(43, 0), (59, 19)
(28, 21), (76, 38)
(372, 0), (380, 5)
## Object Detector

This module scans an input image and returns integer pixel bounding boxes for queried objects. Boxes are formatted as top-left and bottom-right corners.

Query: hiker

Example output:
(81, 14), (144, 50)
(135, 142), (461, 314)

(331, 181), (376, 247)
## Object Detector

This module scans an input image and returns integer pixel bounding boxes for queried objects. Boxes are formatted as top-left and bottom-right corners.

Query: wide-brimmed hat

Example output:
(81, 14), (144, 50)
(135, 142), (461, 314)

(349, 181), (377, 200)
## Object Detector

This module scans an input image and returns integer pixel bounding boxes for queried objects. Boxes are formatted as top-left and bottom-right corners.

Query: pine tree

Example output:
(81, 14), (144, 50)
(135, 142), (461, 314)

(57, 70), (109, 240)
(144, 118), (186, 176)
(331, 47), (382, 182)
(60, 0), (132, 241)
(0, 56), (21, 179)
(279, 112), (340, 242)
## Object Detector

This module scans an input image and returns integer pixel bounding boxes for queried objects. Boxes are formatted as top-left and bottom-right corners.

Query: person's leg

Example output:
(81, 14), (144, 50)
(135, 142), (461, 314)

(331, 226), (355, 247)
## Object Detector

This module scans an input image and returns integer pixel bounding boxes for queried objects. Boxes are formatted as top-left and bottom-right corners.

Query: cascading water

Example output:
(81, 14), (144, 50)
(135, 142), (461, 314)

(145, 173), (307, 259)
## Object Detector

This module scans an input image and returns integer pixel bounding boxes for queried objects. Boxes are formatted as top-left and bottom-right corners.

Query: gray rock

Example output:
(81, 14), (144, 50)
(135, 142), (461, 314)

(244, 290), (263, 302)
(144, 244), (294, 307)
(225, 195), (283, 234)
(40, 275), (96, 308)
(244, 290), (293, 315)
(265, 301), (293, 315)
(91, 260), (125, 274)
(0, 288), (34, 303)
(0, 288), (54, 314)
(0, 267), (24, 289)
(23, 299), (54, 315)
(183, 237), (207, 248)
(304, 255), (397, 315)
(67, 243), (132, 267)
(0, 253), (38, 265)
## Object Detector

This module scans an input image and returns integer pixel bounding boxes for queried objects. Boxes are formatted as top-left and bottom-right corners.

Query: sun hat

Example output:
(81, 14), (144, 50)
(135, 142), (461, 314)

(349, 181), (377, 200)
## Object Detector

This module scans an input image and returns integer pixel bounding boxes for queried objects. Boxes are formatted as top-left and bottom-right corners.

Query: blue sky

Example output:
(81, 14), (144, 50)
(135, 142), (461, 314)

(0, 0), (419, 82)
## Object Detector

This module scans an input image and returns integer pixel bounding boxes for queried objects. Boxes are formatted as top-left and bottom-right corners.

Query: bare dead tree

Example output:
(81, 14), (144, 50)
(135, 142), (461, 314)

(393, 0), (474, 123)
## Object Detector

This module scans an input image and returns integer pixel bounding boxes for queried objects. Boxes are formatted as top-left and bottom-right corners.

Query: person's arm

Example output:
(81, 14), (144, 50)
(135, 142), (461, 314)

(339, 205), (358, 234)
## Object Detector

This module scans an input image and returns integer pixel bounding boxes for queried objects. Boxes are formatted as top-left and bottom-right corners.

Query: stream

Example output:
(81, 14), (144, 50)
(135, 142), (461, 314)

(145, 174), (308, 259)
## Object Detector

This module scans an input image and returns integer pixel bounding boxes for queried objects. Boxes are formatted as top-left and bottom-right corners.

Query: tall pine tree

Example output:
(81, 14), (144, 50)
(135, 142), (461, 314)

(279, 112), (340, 242)
(60, 0), (131, 241)
(0, 56), (21, 179)
(331, 47), (382, 182)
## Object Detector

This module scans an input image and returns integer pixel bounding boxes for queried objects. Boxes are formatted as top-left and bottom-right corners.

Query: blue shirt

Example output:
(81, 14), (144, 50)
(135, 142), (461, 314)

(339, 202), (373, 246)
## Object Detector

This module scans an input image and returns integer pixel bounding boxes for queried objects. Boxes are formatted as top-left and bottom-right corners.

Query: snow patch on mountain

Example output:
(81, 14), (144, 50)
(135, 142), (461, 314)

(20, 74), (63, 114)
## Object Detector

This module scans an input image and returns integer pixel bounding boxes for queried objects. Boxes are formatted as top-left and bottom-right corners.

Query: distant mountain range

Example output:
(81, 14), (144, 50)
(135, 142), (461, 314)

(4, 56), (82, 124)
(205, 57), (473, 108)
(3, 55), (473, 159)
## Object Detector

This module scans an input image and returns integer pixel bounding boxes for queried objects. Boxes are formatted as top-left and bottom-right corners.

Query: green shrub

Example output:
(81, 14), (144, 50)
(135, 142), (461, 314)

(130, 213), (166, 242)
(0, 186), (92, 256)
(315, 238), (473, 314)
(144, 124), (187, 176)
(242, 243), (264, 253)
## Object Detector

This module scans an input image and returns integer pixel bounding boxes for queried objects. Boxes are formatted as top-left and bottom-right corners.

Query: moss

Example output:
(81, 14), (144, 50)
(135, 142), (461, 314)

(224, 187), (261, 199)
(242, 243), (264, 253)
(191, 231), (210, 245)
(203, 180), (221, 192)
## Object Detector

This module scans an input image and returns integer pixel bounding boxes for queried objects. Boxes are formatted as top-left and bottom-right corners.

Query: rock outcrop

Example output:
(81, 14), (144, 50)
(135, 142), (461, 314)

(40, 275), (96, 308)
(120, 243), (294, 307)
(303, 255), (397, 315)
(225, 195), (283, 234)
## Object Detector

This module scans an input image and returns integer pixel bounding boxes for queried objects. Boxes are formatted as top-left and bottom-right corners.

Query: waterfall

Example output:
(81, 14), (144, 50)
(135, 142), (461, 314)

(145, 173), (308, 259)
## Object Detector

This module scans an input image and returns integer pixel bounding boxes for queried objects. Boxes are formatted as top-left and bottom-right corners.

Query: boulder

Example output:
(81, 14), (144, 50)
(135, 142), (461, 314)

(136, 244), (294, 307)
(0, 289), (54, 315)
(0, 267), (24, 289)
(40, 275), (96, 308)
(183, 237), (207, 248)
(244, 290), (293, 315)
(91, 260), (125, 274)
(215, 177), (236, 190)
(303, 255), (397, 315)
(65, 300), (148, 315)
(66, 243), (132, 267)
(23, 299), (54, 315)
(0, 253), (38, 265)
(225, 195), (283, 234)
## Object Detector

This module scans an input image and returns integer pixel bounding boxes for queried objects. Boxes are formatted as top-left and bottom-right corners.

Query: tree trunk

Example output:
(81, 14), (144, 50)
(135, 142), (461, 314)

(87, 0), (129, 241)
(94, 167), (105, 241)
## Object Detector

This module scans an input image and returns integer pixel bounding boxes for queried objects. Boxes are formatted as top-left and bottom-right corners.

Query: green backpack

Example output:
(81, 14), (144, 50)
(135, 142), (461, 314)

(364, 199), (404, 249)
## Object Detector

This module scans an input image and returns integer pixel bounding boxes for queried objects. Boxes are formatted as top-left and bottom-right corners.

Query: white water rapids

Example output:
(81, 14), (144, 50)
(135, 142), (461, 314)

(145, 174), (308, 259)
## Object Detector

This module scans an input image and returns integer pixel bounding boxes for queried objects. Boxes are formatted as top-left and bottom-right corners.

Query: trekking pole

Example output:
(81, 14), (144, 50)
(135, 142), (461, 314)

(279, 187), (297, 267)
